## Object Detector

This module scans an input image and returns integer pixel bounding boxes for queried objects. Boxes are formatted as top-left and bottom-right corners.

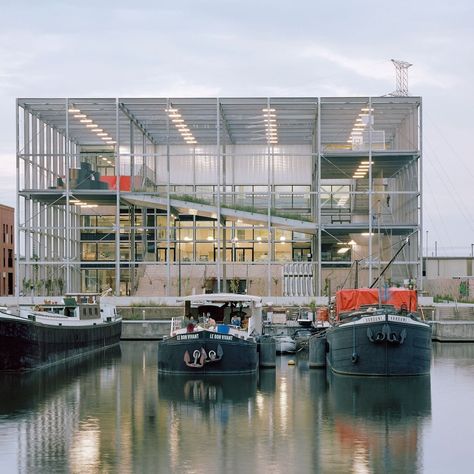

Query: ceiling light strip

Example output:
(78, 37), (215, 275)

(166, 107), (197, 145)
(68, 105), (115, 145)
(263, 107), (278, 145)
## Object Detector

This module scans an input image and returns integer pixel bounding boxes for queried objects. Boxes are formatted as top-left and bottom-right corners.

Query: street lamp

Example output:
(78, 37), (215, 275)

(178, 241), (181, 296)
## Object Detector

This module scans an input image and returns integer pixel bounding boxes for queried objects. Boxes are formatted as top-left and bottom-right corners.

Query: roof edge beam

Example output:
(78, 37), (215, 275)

(219, 102), (234, 145)
(119, 102), (159, 146)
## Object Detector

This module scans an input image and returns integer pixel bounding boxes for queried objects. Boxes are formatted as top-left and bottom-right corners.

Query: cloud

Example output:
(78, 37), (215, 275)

(298, 43), (459, 91)
(0, 30), (69, 93)
(0, 154), (16, 208)
(299, 45), (391, 81)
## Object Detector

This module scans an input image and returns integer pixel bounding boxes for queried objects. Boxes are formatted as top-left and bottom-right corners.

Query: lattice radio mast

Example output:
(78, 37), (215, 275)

(390, 59), (412, 96)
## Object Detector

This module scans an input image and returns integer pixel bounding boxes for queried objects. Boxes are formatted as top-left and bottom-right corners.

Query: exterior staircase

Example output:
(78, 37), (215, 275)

(353, 181), (369, 214)
(353, 181), (394, 225)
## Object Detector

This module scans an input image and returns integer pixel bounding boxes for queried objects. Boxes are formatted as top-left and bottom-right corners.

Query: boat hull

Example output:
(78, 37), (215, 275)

(157, 330), (258, 374)
(0, 315), (122, 371)
(326, 316), (432, 376)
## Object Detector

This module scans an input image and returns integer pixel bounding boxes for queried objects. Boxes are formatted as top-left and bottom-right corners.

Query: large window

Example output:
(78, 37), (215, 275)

(321, 243), (351, 262)
(321, 185), (351, 210)
(275, 185), (311, 210)
(292, 246), (312, 261)
(178, 242), (193, 262)
(254, 228), (269, 242)
(156, 215), (168, 240)
(196, 220), (215, 241)
(254, 244), (269, 261)
(275, 229), (292, 242)
(82, 243), (97, 261)
(235, 224), (253, 242)
(97, 243), (115, 261)
(120, 244), (130, 261)
(82, 268), (130, 295)
(275, 241), (291, 262)
(81, 215), (97, 233)
(196, 242), (215, 262)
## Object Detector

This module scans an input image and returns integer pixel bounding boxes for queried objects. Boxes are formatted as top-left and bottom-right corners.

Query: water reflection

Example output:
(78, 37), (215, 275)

(0, 346), (121, 473)
(158, 374), (258, 407)
(432, 341), (474, 364)
(0, 345), (121, 416)
(324, 374), (431, 473)
(424, 343), (474, 473)
(0, 342), (444, 473)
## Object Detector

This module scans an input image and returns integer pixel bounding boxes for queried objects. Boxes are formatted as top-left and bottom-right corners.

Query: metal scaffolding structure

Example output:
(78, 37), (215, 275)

(16, 96), (422, 298)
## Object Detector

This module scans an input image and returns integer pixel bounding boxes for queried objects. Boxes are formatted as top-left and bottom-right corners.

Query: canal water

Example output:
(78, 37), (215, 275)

(0, 342), (472, 473)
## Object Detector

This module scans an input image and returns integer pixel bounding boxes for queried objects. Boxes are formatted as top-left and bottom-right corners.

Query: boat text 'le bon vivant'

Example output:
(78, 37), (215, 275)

(157, 293), (267, 374)
(316, 288), (432, 376)
(0, 293), (122, 371)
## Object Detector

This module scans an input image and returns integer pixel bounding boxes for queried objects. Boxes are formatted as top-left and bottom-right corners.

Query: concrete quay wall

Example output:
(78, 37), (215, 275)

(430, 321), (474, 342)
(121, 320), (474, 342)
(122, 320), (170, 340)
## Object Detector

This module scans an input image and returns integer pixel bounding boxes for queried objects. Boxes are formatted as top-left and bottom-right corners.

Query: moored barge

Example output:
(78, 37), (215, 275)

(0, 293), (122, 371)
(324, 288), (432, 376)
(157, 293), (263, 374)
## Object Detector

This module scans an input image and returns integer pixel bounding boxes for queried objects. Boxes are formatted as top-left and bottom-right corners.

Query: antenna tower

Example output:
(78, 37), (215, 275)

(390, 59), (412, 96)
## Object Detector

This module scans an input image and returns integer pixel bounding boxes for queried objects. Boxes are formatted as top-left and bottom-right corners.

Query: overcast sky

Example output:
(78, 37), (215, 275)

(1, 0), (473, 255)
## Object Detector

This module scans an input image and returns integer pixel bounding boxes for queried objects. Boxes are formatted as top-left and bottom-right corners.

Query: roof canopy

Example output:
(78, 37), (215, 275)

(18, 96), (419, 147)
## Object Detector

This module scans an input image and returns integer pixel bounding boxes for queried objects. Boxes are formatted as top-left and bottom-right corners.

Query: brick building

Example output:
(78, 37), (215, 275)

(0, 204), (14, 295)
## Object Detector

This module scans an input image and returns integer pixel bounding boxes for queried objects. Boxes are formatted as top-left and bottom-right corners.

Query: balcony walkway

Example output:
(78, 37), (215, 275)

(121, 193), (317, 234)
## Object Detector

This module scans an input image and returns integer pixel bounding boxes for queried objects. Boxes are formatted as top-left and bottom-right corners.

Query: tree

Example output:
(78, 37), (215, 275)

(229, 278), (240, 294)
(22, 277), (33, 296)
(57, 278), (64, 295)
(44, 279), (53, 296)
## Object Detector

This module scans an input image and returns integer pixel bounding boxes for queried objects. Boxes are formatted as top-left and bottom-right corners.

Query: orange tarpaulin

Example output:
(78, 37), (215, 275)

(335, 288), (417, 318)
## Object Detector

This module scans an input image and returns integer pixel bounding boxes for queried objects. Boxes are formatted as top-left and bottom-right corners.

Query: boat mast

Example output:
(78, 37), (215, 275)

(377, 200), (382, 307)
(370, 237), (409, 289)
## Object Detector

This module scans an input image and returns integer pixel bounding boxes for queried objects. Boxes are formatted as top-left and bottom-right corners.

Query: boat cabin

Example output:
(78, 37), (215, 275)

(177, 293), (263, 336)
(28, 293), (103, 320)
(51, 293), (102, 320)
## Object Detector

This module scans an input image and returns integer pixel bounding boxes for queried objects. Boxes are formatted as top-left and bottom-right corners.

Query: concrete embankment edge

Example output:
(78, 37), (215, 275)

(121, 320), (170, 340)
(430, 321), (474, 342)
(121, 320), (474, 342)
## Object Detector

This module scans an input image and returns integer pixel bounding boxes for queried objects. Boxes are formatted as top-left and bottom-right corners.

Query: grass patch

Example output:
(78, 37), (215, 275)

(167, 193), (314, 223)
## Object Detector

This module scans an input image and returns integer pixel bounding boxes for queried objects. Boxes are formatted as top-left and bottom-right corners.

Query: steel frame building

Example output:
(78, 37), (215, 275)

(16, 97), (422, 297)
